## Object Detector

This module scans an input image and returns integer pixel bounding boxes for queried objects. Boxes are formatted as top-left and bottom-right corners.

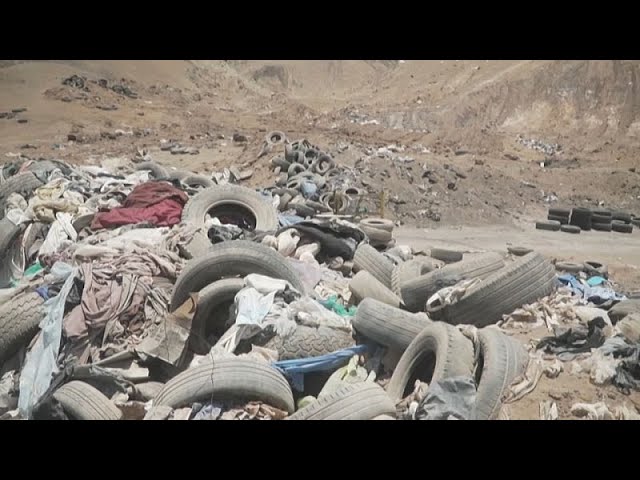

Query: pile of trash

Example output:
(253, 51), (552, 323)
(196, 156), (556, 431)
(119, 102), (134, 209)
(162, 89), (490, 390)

(1, 136), (639, 421)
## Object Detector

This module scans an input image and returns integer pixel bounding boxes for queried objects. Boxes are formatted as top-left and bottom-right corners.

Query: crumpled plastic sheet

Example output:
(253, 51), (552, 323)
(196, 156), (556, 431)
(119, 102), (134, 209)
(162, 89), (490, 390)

(414, 376), (477, 420)
(536, 317), (607, 361)
(318, 355), (372, 399)
(277, 229), (300, 257)
(582, 350), (620, 385)
(278, 214), (305, 227)
(500, 288), (581, 330)
(287, 257), (324, 292)
(557, 273), (626, 304)
(571, 402), (615, 420)
(18, 262), (78, 419)
(0, 371), (17, 415)
(502, 353), (562, 404)
(426, 278), (481, 313)
(540, 401), (559, 420)
(274, 345), (368, 392)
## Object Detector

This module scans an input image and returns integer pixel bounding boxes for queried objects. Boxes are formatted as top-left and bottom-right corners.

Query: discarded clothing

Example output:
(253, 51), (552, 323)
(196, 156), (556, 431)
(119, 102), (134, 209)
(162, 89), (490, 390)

(500, 289), (580, 331)
(414, 376), (477, 420)
(570, 402), (615, 420)
(557, 274), (626, 304)
(91, 181), (188, 229)
(613, 347), (640, 394)
(274, 345), (367, 391)
(536, 317), (607, 361)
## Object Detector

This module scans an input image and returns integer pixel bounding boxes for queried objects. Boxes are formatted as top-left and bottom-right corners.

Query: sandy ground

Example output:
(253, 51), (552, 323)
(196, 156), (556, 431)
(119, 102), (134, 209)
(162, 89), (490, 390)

(2, 60), (640, 420)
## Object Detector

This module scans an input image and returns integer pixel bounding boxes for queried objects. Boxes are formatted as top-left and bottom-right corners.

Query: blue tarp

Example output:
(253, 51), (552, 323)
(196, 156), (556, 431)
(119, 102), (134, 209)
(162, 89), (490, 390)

(273, 345), (368, 391)
(557, 274), (626, 304)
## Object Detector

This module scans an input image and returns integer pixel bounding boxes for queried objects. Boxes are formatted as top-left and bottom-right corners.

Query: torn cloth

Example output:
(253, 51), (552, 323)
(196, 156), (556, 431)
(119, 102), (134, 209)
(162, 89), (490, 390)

(91, 181), (188, 229)
(557, 274), (626, 304)
(415, 376), (477, 420)
(536, 317), (607, 361)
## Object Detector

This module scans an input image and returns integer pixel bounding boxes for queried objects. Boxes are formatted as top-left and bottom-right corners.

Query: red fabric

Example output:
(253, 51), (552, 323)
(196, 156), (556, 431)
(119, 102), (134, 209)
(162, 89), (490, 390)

(91, 182), (189, 229)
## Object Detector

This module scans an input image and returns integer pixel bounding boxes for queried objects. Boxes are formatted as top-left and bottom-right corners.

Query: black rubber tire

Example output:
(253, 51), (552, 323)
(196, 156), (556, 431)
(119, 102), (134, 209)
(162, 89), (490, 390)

(535, 220), (561, 231)
(584, 261), (608, 278)
(353, 298), (431, 351)
(547, 214), (569, 225)
(287, 163), (306, 178)
(290, 202), (316, 218)
(555, 262), (584, 273)
(430, 248), (463, 263)
(131, 381), (165, 402)
(0, 172), (44, 220)
(266, 131), (286, 145)
(181, 185), (278, 258)
(304, 200), (332, 213)
(391, 259), (434, 294)
(263, 325), (355, 360)
(0, 218), (24, 288)
(360, 224), (392, 244)
(560, 224), (581, 234)
(182, 175), (215, 188)
(349, 271), (403, 307)
(593, 209), (612, 218)
(287, 383), (396, 420)
(400, 253), (505, 313)
(324, 168), (341, 180)
(609, 299), (640, 324)
(150, 357), (295, 413)
(191, 278), (245, 353)
(271, 156), (291, 170)
(632, 218), (640, 228)
(359, 218), (394, 232)
(570, 207), (592, 231)
(312, 154), (335, 175)
(591, 213), (612, 224)
(593, 222), (612, 232)
(171, 240), (304, 311)
(53, 381), (122, 420)
(292, 172), (326, 189)
(612, 211), (632, 223)
(0, 291), (45, 365)
(167, 170), (189, 181)
(135, 161), (168, 179)
(548, 207), (571, 217)
(474, 328), (529, 420)
(433, 252), (556, 327)
(279, 193), (292, 211)
(386, 322), (475, 402)
(612, 222), (633, 233)
(507, 246), (533, 256)
(353, 244), (394, 288)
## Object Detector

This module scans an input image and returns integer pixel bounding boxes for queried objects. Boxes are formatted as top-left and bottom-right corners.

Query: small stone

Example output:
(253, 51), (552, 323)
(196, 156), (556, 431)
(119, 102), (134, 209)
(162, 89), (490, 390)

(67, 134), (77, 142)
(447, 182), (457, 190)
(630, 167), (636, 173)
(233, 133), (247, 142)
(455, 170), (467, 179)
(504, 153), (519, 161)
(12, 108), (27, 113)
(549, 392), (563, 401)
(17, 119), (28, 124)
(474, 158), (485, 166)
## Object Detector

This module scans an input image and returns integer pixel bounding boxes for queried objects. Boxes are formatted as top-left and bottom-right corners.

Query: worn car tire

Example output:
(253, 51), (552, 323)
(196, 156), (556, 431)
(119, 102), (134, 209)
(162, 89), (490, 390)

(555, 261), (584, 273)
(266, 131), (286, 145)
(548, 207), (571, 217)
(391, 259), (434, 294)
(263, 325), (355, 360)
(612, 211), (632, 223)
(430, 248), (463, 263)
(547, 214), (569, 225)
(353, 244), (394, 288)
(593, 209), (612, 218)
(386, 322), (475, 402)
(535, 220), (561, 231)
(53, 380), (122, 420)
(0, 218), (24, 288)
(349, 271), (403, 307)
(560, 224), (581, 234)
(287, 163), (306, 177)
(584, 261), (608, 278)
(400, 252), (505, 313)
(0, 291), (45, 365)
(353, 298), (431, 351)
(570, 207), (592, 231)
(271, 156), (291, 170)
(191, 278), (245, 353)
(135, 161), (168, 179)
(474, 328), (529, 420)
(612, 221), (633, 233)
(171, 240), (304, 311)
(507, 246), (533, 256)
(591, 213), (612, 224)
(0, 172), (44, 220)
(167, 170), (189, 181)
(287, 383), (395, 420)
(593, 222), (612, 232)
(360, 224), (392, 244)
(312, 154), (335, 175)
(72, 213), (95, 233)
(182, 175), (215, 189)
(433, 252), (556, 327)
(359, 218), (394, 232)
(150, 357), (295, 413)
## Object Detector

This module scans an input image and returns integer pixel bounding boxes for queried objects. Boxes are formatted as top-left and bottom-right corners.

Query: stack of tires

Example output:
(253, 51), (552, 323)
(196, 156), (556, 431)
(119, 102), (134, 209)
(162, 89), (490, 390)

(592, 209), (613, 232)
(547, 207), (570, 225)
(537, 206), (635, 234)
(611, 211), (634, 234)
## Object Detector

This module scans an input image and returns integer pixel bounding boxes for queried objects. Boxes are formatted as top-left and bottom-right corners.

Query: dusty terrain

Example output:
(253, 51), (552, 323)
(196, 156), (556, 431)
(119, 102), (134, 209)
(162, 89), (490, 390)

(2, 60), (639, 419)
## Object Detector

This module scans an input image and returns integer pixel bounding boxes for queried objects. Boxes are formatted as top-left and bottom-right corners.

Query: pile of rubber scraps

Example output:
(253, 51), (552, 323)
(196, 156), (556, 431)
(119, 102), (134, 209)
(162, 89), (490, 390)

(2, 146), (639, 421)
(536, 206), (638, 234)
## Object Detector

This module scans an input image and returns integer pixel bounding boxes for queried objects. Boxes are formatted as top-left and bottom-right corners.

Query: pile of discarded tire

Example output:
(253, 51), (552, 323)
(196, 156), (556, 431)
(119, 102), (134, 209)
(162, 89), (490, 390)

(536, 207), (636, 234)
